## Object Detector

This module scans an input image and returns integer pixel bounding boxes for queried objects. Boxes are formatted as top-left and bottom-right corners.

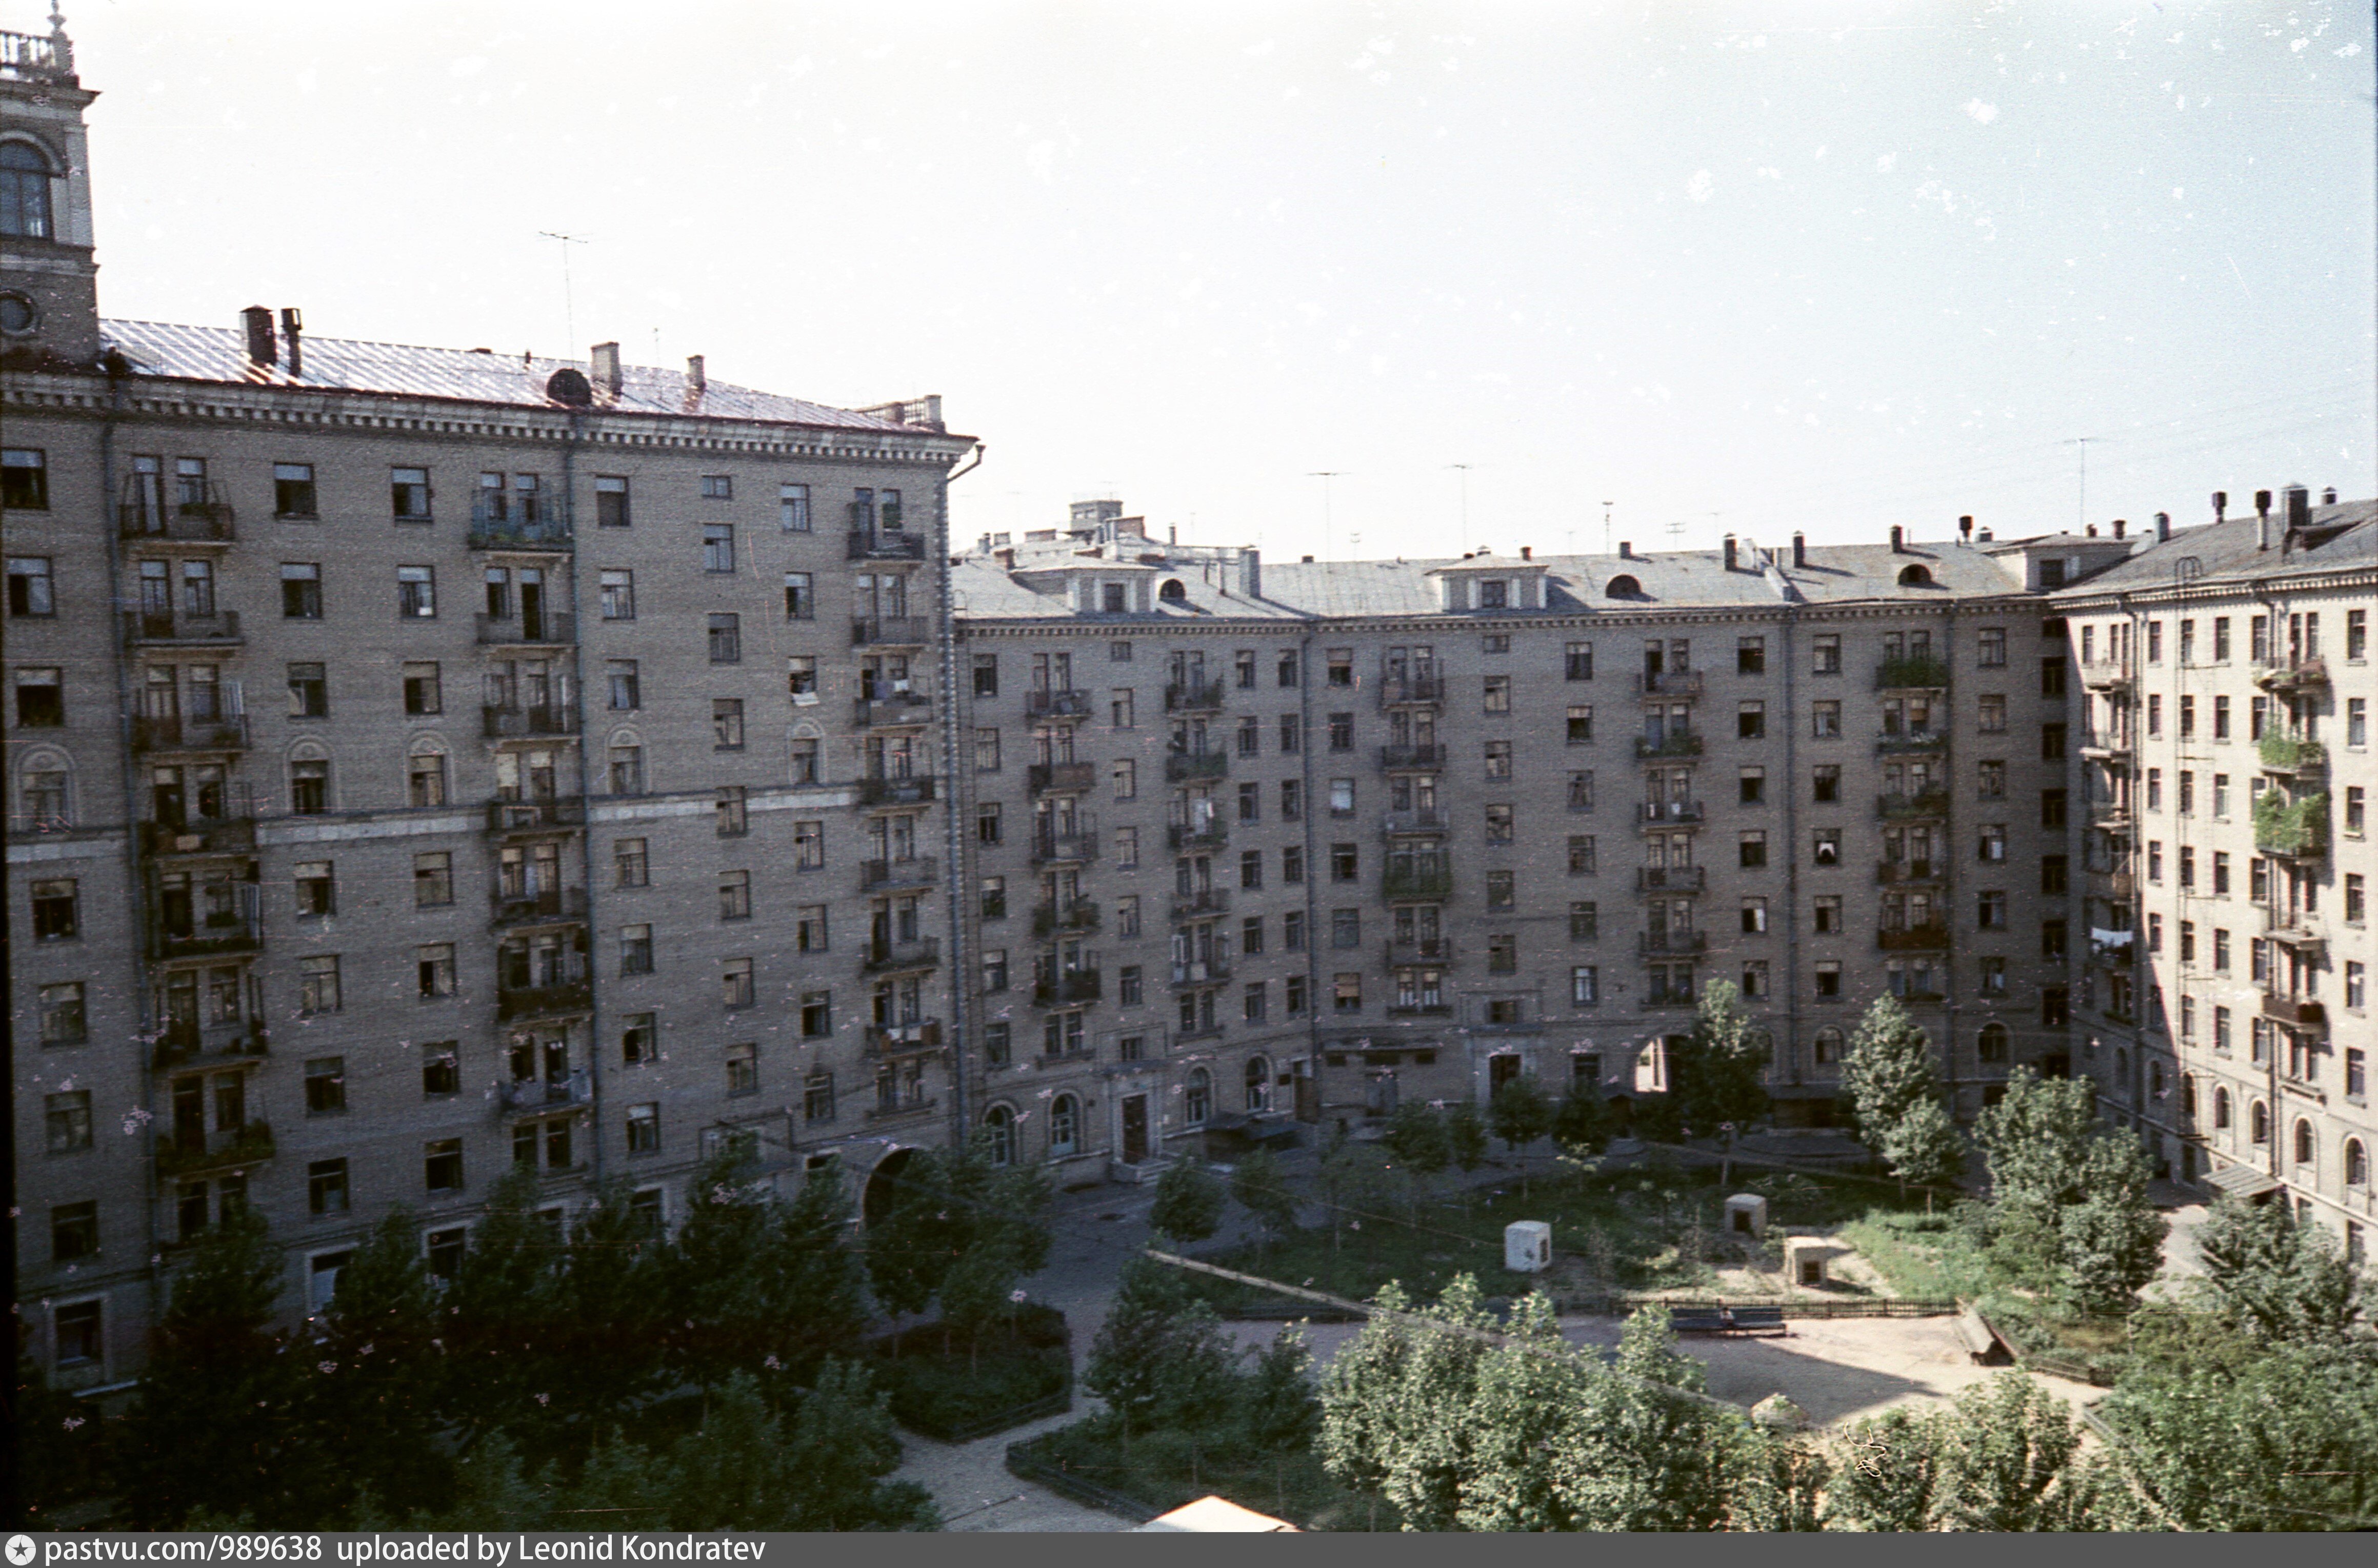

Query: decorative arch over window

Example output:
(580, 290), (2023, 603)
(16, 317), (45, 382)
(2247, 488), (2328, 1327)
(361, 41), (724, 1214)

(2213, 1086), (2231, 1130)
(1245, 1054), (1271, 1112)
(1604, 574), (1642, 599)
(408, 737), (451, 808)
(15, 746), (72, 829)
(1158, 579), (1188, 603)
(1812, 1026), (1846, 1064)
(1185, 1067), (1212, 1124)
(287, 741), (332, 815)
(2149, 1060), (2167, 1099)
(983, 1103), (1017, 1167)
(1976, 1022), (2010, 1063)
(2346, 1138), (2369, 1189)
(0, 137), (59, 241)
(2250, 1099), (2269, 1145)
(2293, 1118), (2315, 1169)
(790, 719), (824, 742)
(1897, 564), (1933, 586)
(1048, 1093), (1081, 1157)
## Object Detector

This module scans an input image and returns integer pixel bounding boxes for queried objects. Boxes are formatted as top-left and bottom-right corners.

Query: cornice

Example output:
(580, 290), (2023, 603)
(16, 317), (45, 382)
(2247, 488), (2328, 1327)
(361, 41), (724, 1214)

(950, 594), (2056, 636)
(2056, 565), (2378, 612)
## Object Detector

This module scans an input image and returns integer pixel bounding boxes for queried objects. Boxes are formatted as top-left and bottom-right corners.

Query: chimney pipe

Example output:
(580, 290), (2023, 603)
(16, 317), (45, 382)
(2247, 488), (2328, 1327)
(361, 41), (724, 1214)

(1521, 545), (1532, 560)
(241, 305), (276, 369)
(2154, 512), (2170, 543)
(1722, 534), (1736, 571)
(1792, 532), (1806, 568)
(1958, 514), (1974, 542)
(2085, 524), (2098, 538)
(1618, 540), (1631, 559)
(686, 354), (706, 395)
(2110, 517), (2125, 540)
(2283, 484), (2310, 534)
(2211, 490), (2227, 521)
(1888, 525), (1903, 553)
(591, 341), (622, 396)
(2322, 487), (2338, 506)
(2256, 489), (2273, 551)
(279, 307), (303, 379)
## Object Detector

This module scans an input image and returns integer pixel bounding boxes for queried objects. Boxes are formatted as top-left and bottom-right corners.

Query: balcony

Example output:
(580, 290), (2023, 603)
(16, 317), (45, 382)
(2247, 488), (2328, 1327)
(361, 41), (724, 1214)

(1383, 861), (1455, 902)
(1636, 865), (1706, 893)
(1874, 730), (1948, 754)
(132, 714), (250, 755)
(1632, 669), (1703, 698)
(123, 610), (243, 647)
(2086, 799), (2134, 832)
(2253, 792), (2328, 859)
(1877, 922), (1952, 952)
(2080, 660), (2135, 696)
(153, 1019), (269, 1070)
(862, 936), (942, 975)
(2254, 657), (2329, 693)
(495, 978), (594, 1023)
(475, 612), (575, 646)
(467, 514), (573, 552)
(1032, 898), (1102, 937)
(860, 856), (938, 893)
(1382, 807), (1452, 836)
(501, 1070), (594, 1116)
(1026, 689), (1093, 720)
(1876, 789), (1951, 820)
(1376, 672), (1446, 708)
(2086, 867), (2136, 901)
(1875, 655), (1951, 690)
(867, 1097), (941, 1124)
(150, 910), (264, 962)
(1030, 826), (1099, 865)
(2257, 732), (2327, 774)
(855, 693), (936, 731)
(1638, 930), (1709, 956)
(120, 494), (238, 542)
(1170, 888), (1232, 919)
(1168, 819), (1230, 852)
(1034, 968), (1104, 1007)
(852, 616), (932, 647)
(485, 795), (587, 835)
(156, 1121), (275, 1179)
(1384, 937), (1457, 967)
(1165, 678), (1227, 713)
(1165, 751), (1228, 783)
(1637, 800), (1705, 827)
(1171, 958), (1232, 988)
(482, 702), (581, 739)
(1386, 1000), (1454, 1018)
(2087, 934), (2135, 969)
(1380, 743), (1447, 770)
(1634, 732), (1703, 760)
(1639, 993), (1701, 1013)
(490, 887), (589, 929)
(856, 773), (936, 807)
(2262, 993), (2326, 1030)
(1874, 860), (1943, 886)
(139, 815), (258, 860)
(1028, 761), (1097, 796)
(2263, 907), (2327, 953)
(846, 529), (927, 561)
(866, 1019), (944, 1054)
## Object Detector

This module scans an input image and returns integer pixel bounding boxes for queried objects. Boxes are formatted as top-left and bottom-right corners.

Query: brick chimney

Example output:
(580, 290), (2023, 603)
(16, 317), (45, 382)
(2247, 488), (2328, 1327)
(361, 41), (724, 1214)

(242, 305), (275, 369)
(1722, 534), (1736, 571)
(1888, 525), (1904, 553)
(591, 341), (622, 396)
(279, 308), (303, 378)
(1792, 532), (1806, 568)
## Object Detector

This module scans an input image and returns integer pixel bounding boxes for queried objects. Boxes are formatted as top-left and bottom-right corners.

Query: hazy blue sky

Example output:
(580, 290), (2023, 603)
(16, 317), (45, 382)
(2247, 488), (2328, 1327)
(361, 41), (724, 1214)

(46, 1), (2375, 561)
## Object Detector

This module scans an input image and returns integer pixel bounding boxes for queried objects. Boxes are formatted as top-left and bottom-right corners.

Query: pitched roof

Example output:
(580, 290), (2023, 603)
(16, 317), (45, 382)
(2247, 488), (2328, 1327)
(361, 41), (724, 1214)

(98, 319), (933, 434)
(2050, 499), (2377, 598)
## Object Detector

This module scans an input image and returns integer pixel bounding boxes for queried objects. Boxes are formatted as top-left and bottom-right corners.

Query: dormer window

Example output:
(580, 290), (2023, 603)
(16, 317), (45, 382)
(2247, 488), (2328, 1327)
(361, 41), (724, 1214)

(1605, 574), (1642, 599)
(1102, 582), (1128, 613)
(1898, 564), (1933, 587)
(1478, 579), (1509, 609)
(1159, 580), (1187, 604)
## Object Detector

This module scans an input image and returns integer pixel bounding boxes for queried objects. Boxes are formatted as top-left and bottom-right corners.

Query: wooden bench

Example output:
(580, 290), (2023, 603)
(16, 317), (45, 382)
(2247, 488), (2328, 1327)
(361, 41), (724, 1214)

(1728, 1305), (1788, 1336)
(1670, 1309), (1728, 1335)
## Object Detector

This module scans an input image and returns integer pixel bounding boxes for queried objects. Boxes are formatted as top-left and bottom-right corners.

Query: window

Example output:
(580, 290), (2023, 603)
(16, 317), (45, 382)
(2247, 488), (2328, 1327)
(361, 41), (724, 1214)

(708, 613), (742, 664)
(1977, 890), (2007, 928)
(1115, 826), (1138, 867)
(272, 461), (318, 518)
(1, 447), (48, 508)
(773, 480), (811, 532)
(626, 1104), (661, 1155)
(972, 655), (1000, 697)
(1739, 831), (1767, 869)
(2041, 722), (2067, 761)
(1331, 842), (1359, 881)
(712, 698), (745, 751)
(601, 658), (642, 712)
(600, 569), (635, 620)
(2350, 787), (2367, 836)
(1811, 634), (1842, 674)
(1810, 765), (1840, 804)
(408, 850), (453, 908)
(397, 566), (436, 618)
(703, 524), (736, 573)
(408, 749), (448, 808)
(1334, 973), (1363, 1013)
(1328, 712), (1353, 751)
(416, 943), (456, 999)
(1484, 675), (1511, 713)
(1114, 691), (1138, 729)
(1486, 804), (1514, 843)
(1812, 701), (1840, 738)
(1240, 851), (1264, 889)
(718, 869), (752, 921)
(7, 555), (54, 616)
(1330, 907), (1363, 949)
(1487, 869), (1516, 909)
(978, 802), (1004, 846)
(723, 958), (755, 1011)
(14, 665), (62, 727)
(39, 981), (86, 1044)
(1487, 934), (1518, 974)
(1567, 834), (1596, 874)
(1977, 695), (2006, 733)
(1978, 824), (2007, 862)
(620, 924), (654, 976)
(309, 1158), (351, 1215)
(1279, 843), (1300, 882)
(424, 1139), (466, 1193)
(1812, 829), (1839, 865)
(46, 1089), (92, 1153)
(2214, 695), (2232, 739)
(2347, 873), (2366, 926)
(52, 1202), (97, 1261)
(1737, 701), (1765, 739)
(607, 837), (648, 889)
(798, 990), (833, 1038)
(2351, 697), (2369, 749)
(715, 786), (748, 836)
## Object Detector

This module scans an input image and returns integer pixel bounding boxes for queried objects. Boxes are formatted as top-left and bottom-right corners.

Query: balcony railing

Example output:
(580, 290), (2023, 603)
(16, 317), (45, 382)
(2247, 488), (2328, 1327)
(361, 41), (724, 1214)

(119, 494), (235, 542)
(1170, 888), (1231, 919)
(2261, 993), (2326, 1029)
(1376, 672), (1446, 707)
(1380, 743), (1446, 770)
(467, 515), (573, 551)
(139, 814), (259, 859)
(2080, 735), (2134, 762)
(2087, 934), (2136, 969)
(866, 1097), (941, 1122)
(501, 1070), (594, 1115)
(2253, 657), (2329, 692)
(2262, 907), (2326, 951)
(482, 702), (581, 739)
(862, 937), (942, 974)
(860, 856), (938, 892)
(1386, 1000), (1454, 1017)
(1632, 669), (1703, 698)
(2079, 660), (2135, 695)
(2086, 799), (2134, 831)
(1384, 937), (1456, 967)
(1030, 827), (1099, 865)
(495, 978), (594, 1022)
(856, 773), (936, 806)
(490, 887), (589, 929)
(1638, 930), (1709, 956)
(1637, 800), (1705, 826)
(150, 910), (265, 962)
(1032, 898), (1102, 937)
(485, 795), (587, 834)
(1168, 818), (1230, 852)
(1874, 730), (1948, 753)
(132, 714), (250, 754)
(1382, 807), (1451, 836)
(123, 610), (243, 646)
(1876, 789), (1950, 819)
(153, 1019), (270, 1070)
(1383, 862), (1455, 901)
(156, 1121), (275, 1179)
(1025, 689), (1092, 719)
(1634, 732), (1703, 760)
(2085, 868), (2136, 900)
(475, 612), (576, 646)
(2257, 732), (2327, 773)
(866, 1019), (944, 1054)
(1636, 865), (1706, 892)
(1171, 958), (1232, 988)
(1874, 861), (1943, 885)
(1639, 994), (1700, 1012)
(1034, 969), (1104, 1007)
(2253, 792), (2328, 858)
(1877, 922), (1952, 951)
(852, 616), (931, 647)
(1165, 751), (1228, 783)
(1027, 761), (1096, 795)
(1875, 655), (1951, 690)
(1165, 679), (1227, 713)
(846, 529), (927, 560)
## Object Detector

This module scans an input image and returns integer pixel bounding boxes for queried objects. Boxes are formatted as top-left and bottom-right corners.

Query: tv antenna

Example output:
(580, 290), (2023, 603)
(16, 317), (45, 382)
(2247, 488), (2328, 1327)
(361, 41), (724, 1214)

(538, 231), (589, 355)
(1602, 501), (1614, 556)
(1446, 463), (1475, 553)
(2064, 436), (2100, 531)
(1308, 472), (1344, 560)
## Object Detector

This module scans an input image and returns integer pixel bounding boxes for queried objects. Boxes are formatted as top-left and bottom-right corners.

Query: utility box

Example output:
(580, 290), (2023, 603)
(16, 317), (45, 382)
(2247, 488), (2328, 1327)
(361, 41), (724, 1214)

(1724, 1193), (1768, 1241)
(1783, 1237), (1847, 1289)
(1504, 1220), (1552, 1273)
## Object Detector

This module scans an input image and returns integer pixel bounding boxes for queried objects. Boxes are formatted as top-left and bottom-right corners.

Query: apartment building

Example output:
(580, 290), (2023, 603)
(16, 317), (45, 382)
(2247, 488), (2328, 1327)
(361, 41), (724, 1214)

(4, 26), (976, 1386)
(950, 505), (2085, 1178)
(2056, 487), (2377, 1261)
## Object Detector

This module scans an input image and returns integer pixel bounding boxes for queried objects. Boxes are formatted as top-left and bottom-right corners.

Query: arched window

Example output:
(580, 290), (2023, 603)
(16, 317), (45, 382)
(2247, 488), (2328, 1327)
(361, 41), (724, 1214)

(0, 139), (56, 240)
(1049, 1093), (1080, 1157)
(2182, 1077), (2197, 1119)
(1812, 1027), (1845, 1064)
(16, 748), (71, 830)
(1897, 564), (1932, 587)
(1158, 579), (1187, 603)
(1245, 1055), (1271, 1112)
(2250, 1100), (2269, 1145)
(2115, 1048), (2129, 1082)
(288, 742), (332, 815)
(2150, 1061), (2167, 1099)
(2346, 1139), (2369, 1189)
(1976, 1023), (2009, 1064)
(983, 1104), (1016, 1167)
(407, 738), (449, 809)
(2293, 1119), (2315, 1170)
(1185, 1068), (1211, 1124)
(2213, 1087), (2231, 1129)
(1604, 574), (1642, 599)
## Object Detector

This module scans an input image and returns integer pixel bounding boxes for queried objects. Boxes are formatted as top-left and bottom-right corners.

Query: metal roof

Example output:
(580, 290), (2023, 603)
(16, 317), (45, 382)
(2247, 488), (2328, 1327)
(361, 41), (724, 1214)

(2051, 500), (2377, 598)
(2205, 1161), (2281, 1200)
(98, 319), (933, 435)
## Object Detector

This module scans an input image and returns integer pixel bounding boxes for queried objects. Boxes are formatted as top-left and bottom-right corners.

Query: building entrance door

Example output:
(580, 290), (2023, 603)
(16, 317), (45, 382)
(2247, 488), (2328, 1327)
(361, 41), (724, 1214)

(1121, 1094), (1149, 1164)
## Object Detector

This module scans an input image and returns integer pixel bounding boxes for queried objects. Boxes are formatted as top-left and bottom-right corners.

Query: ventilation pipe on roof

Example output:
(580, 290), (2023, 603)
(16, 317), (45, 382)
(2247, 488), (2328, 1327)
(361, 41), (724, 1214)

(2255, 489), (2273, 551)
(1301, 554), (1314, 564)
(241, 305), (275, 369)
(2154, 512), (2171, 543)
(1959, 514), (1974, 543)
(2110, 517), (2125, 540)
(591, 341), (622, 396)
(1618, 540), (1632, 559)
(1521, 546), (1532, 560)
(2284, 484), (2310, 535)
(1722, 534), (1736, 571)
(2085, 524), (2098, 538)
(1888, 525), (1904, 553)
(686, 355), (706, 396)
(2211, 491), (2228, 522)
(2323, 487), (2338, 505)
(1792, 532), (1806, 568)
(279, 308), (303, 378)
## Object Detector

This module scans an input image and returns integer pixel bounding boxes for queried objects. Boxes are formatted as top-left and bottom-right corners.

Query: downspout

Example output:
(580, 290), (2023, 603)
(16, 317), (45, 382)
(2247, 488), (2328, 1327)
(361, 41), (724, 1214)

(558, 412), (606, 1184)
(1296, 633), (1325, 1129)
(935, 444), (983, 1143)
(2252, 588), (2284, 1185)
(1777, 605), (1801, 1106)
(1940, 601), (1959, 1116)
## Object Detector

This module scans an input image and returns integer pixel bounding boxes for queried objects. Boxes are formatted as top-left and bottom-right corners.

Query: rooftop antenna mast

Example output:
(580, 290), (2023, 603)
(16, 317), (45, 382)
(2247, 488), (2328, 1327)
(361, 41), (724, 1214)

(2064, 436), (2099, 531)
(1308, 471), (1344, 561)
(1602, 500), (1614, 556)
(538, 230), (589, 355)
(1447, 463), (1475, 554)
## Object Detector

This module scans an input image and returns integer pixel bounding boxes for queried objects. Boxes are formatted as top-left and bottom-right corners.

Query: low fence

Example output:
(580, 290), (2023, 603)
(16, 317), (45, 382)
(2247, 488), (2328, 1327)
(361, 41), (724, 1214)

(1005, 1438), (1161, 1524)
(1214, 1293), (1955, 1323)
(913, 1386), (1074, 1445)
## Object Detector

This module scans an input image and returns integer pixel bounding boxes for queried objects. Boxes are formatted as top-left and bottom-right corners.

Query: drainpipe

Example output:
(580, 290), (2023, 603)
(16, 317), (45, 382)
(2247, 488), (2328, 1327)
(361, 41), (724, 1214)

(1939, 602), (1959, 1118)
(1297, 633), (1326, 1131)
(1777, 605), (1801, 1107)
(935, 444), (983, 1144)
(558, 410), (606, 1185)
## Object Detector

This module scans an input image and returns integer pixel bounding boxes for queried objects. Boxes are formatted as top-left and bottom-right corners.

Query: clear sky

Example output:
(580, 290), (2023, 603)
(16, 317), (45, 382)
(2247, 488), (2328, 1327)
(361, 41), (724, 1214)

(40, 0), (2376, 561)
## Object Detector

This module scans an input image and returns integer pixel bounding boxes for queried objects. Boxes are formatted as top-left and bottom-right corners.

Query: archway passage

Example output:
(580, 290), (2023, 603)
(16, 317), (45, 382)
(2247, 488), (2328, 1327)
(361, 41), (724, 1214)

(861, 1145), (914, 1228)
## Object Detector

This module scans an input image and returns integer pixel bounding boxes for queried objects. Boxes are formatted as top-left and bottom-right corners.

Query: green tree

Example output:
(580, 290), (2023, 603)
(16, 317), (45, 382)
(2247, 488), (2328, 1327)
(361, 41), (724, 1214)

(864, 1133), (1053, 1330)
(13, 1335), (112, 1529)
(302, 1207), (451, 1521)
(1241, 1326), (1324, 1515)
(1841, 994), (1935, 1141)
(1386, 1100), (1453, 1217)
(1487, 1078), (1556, 1197)
(1148, 1157), (1227, 1246)
(1973, 1068), (2167, 1306)
(1824, 1407), (1945, 1531)
(648, 1368), (936, 1532)
(438, 1165), (564, 1446)
(1229, 1145), (1300, 1256)
(1928, 1373), (2090, 1532)
(1882, 1097), (1967, 1203)
(1316, 1128), (1394, 1257)
(1083, 1258), (1241, 1440)
(668, 1151), (869, 1394)
(1668, 978), (1769, 1139)
(1552, 1086), (1612, 1158)
(2191, 1195), (2366, 1344)
(1317, 1275), (1502, 1531)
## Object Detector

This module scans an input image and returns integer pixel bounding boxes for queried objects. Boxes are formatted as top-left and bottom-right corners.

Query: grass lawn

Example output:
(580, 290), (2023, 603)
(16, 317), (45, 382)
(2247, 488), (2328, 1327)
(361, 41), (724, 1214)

(869, 1303), (1071, 1440)
(1021, 1419), (1396, 1532)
